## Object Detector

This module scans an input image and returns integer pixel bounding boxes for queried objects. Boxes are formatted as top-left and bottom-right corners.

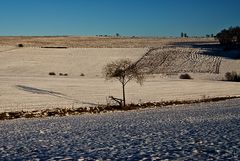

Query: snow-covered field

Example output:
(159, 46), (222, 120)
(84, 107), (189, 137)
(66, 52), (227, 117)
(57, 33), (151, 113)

(1, 75), (240, 112)
(0, 99), (240, 160)
(0, 46), (240, 112)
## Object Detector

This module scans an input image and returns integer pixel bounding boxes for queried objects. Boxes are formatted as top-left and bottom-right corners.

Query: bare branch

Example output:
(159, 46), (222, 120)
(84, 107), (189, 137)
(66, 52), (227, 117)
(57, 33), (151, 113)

(103, 58), (145, 85)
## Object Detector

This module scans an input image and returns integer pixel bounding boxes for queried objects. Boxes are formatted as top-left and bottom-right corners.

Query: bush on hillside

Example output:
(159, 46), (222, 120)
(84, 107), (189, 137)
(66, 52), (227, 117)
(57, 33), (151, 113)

(59, 73), (68, 76)
(49, 72), (56, 76)
(179, 73), (192, 79)
(225, 71), (240, 82)
(18, 44), (24, 47)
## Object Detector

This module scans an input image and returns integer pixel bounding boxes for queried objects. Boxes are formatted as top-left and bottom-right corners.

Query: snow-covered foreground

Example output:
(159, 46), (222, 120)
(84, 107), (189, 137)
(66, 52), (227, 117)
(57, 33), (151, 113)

(0, 99), (240, 160)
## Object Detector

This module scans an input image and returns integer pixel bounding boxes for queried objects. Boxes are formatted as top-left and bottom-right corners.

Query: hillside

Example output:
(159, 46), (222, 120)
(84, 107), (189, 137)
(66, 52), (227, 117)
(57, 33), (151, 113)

(0, 38), (239, 112)
(135, 47), (222, 74)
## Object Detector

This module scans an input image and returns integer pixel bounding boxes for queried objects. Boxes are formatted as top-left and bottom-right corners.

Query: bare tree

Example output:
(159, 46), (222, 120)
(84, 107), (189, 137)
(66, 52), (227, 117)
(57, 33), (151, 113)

(103, 59), (145, 107)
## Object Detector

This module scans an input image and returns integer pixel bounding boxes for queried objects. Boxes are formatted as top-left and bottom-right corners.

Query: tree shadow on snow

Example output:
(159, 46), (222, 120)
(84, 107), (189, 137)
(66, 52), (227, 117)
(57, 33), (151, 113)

(16, 85), (98, 106)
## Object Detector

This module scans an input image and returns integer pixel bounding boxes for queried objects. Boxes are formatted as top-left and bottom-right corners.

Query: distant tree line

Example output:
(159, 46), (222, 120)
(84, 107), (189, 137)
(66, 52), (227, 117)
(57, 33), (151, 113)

(205, 34), (214, 38)
(181, 32), (188, 38)
(96, 33), (120, 37)
(216, 26), (240, 49)
(181, 33), (215, 38)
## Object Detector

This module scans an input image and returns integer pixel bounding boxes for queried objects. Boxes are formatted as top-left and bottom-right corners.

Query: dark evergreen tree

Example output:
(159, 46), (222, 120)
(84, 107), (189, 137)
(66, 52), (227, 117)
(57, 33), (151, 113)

(216, 26), (240, 49)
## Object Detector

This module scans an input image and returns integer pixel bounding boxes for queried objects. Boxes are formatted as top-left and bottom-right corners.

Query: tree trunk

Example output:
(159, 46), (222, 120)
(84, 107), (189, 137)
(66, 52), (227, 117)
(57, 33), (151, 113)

(122, 84), (126, 107)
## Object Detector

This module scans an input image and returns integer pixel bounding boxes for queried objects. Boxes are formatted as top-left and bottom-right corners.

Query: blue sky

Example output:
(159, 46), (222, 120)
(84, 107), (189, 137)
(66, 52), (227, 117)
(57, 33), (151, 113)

(0, 0), (239, 36)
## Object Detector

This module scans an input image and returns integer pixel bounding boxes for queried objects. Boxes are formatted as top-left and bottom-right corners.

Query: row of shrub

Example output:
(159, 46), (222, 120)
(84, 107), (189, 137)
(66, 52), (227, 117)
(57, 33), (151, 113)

(176, 72), (238, 82)
(49, 72), (68, 76)
(50, 71), (240, 81)
(48, 71), (239, 81)
(49, 72), (85, 76)
(1, 96), (239, 120)
(179, 72), (240, 82)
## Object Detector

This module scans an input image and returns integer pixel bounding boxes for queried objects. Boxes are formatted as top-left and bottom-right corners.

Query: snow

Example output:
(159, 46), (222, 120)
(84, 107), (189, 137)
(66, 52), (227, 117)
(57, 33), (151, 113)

(0, 99), (240, 160)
